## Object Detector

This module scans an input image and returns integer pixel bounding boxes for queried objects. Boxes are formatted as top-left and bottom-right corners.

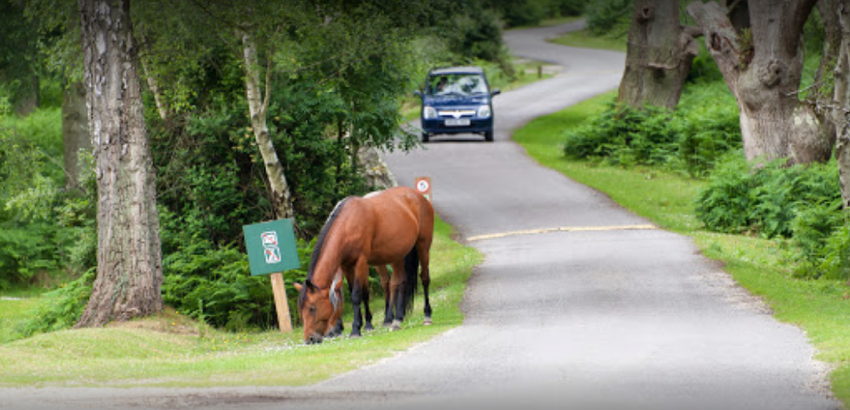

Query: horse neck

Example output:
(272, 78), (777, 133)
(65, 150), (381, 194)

(311, 233), (350, 288)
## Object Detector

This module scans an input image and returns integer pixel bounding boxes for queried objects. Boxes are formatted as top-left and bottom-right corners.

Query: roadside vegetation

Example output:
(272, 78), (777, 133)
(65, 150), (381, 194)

(0, 0), (579, 386)
(515, 5), (850, 405)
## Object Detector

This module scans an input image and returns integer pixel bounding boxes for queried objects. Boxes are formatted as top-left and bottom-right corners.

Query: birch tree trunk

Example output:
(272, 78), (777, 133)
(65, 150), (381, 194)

(241, 31), (295, 219)
(76, 0), (163, 328)
(618, 0), (699, 109)
(688, 0), (830, 165)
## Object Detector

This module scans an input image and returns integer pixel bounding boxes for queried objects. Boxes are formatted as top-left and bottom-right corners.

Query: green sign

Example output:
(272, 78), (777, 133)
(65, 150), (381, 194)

(243, 219), (300, 276)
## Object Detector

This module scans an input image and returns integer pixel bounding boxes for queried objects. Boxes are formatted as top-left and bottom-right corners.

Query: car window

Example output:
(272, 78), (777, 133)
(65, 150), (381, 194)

(426, 74), (488, 96)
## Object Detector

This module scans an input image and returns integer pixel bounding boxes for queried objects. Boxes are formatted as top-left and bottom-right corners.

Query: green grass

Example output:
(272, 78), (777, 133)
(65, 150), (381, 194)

(0, 215), (482, 387)
(0, 296), (41, 344)
(549, 29), (627, 52)
(514, 90), (850, 408)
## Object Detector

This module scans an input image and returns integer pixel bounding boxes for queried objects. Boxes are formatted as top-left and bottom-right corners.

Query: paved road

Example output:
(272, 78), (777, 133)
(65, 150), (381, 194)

(3, 21), (840, 410)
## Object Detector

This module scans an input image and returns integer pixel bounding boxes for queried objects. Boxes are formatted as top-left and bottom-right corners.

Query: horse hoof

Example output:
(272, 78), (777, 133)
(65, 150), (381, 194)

(390, 320), (402, 331)
(382, 321), (392, 328)
(350, 332), (361, 339)
(364, 323), (375, 332)
(423, 317), (433, 326)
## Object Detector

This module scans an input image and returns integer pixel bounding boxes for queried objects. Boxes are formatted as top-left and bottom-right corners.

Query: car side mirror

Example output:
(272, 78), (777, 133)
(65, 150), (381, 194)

(414, 90), (423, 98)
(491, 89), (501, 97)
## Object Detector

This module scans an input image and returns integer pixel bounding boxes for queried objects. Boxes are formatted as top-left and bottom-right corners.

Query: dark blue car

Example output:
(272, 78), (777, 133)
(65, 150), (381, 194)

(415, 66), (501, 142)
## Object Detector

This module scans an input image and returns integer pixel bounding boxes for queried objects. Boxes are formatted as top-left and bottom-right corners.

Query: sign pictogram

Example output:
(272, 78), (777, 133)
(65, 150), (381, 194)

(264, 246), (281, 264)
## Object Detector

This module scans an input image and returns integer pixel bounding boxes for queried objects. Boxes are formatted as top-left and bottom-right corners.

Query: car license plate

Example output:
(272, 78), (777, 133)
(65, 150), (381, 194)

(445, 118), (471, 127)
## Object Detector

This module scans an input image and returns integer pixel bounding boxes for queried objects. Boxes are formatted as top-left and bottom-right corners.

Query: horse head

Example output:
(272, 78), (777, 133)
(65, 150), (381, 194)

(294, 271), (344, 344)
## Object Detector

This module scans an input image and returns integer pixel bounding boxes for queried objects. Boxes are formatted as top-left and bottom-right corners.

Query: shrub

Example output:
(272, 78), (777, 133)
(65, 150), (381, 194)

(161, 239), (314, 331)
(18, 267), (96, 337)
(562, 82), (740, 177)
(585, 0), (631, 36)
(696, 154), (842, 239)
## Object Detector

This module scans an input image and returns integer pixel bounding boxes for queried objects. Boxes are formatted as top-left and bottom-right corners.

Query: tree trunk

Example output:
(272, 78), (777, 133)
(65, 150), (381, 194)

(13, 75), (39, 116)
(834, 3), (850, 208)
(809, 1), (842, 155)
(76, 0), (163, 328)
(62, 81), (91, 190)
(240, 31), (295, 219)
(618, 0), (699, 109)
(688, 0), (830, 165)
(357, 146), (398, 191)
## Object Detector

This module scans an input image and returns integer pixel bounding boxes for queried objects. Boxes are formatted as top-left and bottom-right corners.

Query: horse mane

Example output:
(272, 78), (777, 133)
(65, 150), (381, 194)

(307, 197), (350, 281)
(298, 197), (350, 310)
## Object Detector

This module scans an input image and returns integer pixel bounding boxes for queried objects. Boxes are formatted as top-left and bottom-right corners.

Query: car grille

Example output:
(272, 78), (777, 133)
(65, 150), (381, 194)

(438, 109), (476, 118)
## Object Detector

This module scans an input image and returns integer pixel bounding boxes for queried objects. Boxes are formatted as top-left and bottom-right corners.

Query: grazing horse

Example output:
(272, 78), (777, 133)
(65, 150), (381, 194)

(294, 186), (434, 344)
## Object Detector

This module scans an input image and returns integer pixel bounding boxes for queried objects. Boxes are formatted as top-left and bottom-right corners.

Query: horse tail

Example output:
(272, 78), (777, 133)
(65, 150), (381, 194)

(402, 246), (419, 315)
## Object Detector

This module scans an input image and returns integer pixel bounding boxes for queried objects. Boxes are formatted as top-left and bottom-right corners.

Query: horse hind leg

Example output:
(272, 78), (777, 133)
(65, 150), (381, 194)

(418, 238), (433, 325)
(363, 281), (374, 332)
(375, 265), (393, 327)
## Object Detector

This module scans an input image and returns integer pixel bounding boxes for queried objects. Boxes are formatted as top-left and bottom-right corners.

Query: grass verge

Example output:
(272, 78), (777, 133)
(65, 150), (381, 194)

(514, 92), (850, 407)
(0, 216), (481, 387)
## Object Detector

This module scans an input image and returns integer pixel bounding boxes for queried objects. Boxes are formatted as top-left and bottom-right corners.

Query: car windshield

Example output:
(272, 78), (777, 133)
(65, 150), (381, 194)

(426, 73), (488, 96)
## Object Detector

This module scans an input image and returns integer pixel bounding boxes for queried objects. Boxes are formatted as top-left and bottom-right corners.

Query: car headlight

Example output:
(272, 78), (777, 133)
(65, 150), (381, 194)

(478, 105), (491, 118)
(423, 106), (437, 119)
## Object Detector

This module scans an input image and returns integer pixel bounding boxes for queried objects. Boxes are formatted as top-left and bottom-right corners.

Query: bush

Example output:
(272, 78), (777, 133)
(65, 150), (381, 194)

(19, 267), (96, 337)
(585, 0), (631, 36)
(562, 82), (740, 177)
(161, 239), (314, 331)
(696, 154), (842, 239)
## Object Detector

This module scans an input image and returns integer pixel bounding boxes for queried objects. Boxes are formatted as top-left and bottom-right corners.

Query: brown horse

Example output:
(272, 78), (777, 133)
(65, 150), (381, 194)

(294, 186), (434, 344)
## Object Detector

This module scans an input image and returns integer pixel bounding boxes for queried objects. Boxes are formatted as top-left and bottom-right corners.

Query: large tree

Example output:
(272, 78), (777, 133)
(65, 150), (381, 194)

(687, 0), (831, 165)
(75, 0), (163, 327)
(618, 0), (700, 109)
(832, 2), (850, 208)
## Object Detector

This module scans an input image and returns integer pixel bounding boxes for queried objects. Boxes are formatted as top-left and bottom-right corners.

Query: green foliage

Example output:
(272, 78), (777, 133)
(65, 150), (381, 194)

(161, 239), (314, 331)
(562, 82), (740, 177)
(18, 268), (96, 337)
(0, 109), (93, 291)
(696, 154), (842, 240)
(585, 0), (631, 37)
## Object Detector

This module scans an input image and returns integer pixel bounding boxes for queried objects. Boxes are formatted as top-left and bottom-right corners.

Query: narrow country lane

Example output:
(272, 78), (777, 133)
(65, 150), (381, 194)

(1, 20), (840, 410)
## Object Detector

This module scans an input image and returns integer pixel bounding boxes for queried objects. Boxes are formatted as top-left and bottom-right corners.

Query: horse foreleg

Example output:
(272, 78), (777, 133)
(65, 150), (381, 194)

(389, 260), (406, 331)
(376, 265), (393, 327)
(348, 259), (369, 338)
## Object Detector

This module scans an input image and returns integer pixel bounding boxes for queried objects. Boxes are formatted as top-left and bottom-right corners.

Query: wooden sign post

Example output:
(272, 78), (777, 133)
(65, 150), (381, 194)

(242, 219), (300, 333)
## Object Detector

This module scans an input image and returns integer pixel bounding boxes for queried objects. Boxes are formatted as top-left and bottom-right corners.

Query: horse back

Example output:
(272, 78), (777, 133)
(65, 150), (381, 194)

(359, 187), (433, 264)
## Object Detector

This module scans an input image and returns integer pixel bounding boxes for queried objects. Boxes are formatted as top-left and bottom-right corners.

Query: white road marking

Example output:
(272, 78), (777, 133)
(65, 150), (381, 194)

(466, 224), (657, 242)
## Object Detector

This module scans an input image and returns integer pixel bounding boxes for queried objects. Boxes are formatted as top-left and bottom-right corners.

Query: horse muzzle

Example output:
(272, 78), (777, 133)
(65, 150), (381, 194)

(306, 333), (324, 345)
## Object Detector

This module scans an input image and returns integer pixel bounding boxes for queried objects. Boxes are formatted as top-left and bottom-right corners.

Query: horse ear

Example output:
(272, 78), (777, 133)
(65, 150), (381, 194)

(293, 282), (303, 292)
(305, 279), (317, 291)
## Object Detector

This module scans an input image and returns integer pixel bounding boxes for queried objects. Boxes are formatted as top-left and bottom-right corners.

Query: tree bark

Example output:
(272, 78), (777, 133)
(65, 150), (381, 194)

(357, 146), (398, 191)
(834, 3), (850, 208)
(76, 0), (163, 328)
(62, 81), (91, 190)
(688, 0), (830, 165)
(618, 0), (700, 110)
(240, 31), (295, 220)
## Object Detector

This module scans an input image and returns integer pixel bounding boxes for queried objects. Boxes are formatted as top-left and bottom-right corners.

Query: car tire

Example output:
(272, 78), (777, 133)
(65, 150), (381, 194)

(484, 131), (493, 142)
(422, 132), (430, 143)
